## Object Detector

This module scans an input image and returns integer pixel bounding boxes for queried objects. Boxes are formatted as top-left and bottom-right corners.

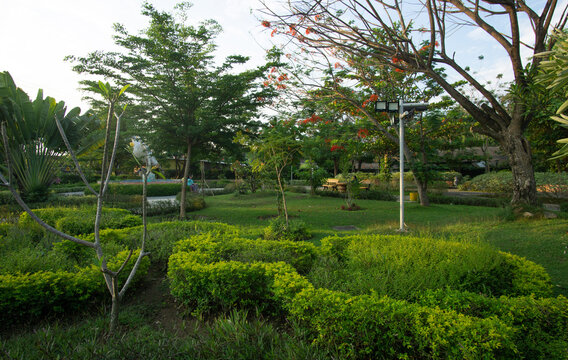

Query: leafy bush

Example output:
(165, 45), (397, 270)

(0, 250), (150, 321)
(263, 217), (312, 242)
(85, 221), (241, 265)
(460, 171), (568, 197)
(315, 189), (396, 201)
(175, 192), (206, 211)
(19, 207), (141, 236)
(174, 234), (320, 274)
(414, 289), (568, 359)
(287, 287), (515, 359)
(310, 235), (552, 299)
(427, 193), (507, 207)
(168, 252), (295, 316)
(107, 183), (185, 196)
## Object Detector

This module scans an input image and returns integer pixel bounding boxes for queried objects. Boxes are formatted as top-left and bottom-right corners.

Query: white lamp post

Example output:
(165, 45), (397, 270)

(375, 99), (428, 232)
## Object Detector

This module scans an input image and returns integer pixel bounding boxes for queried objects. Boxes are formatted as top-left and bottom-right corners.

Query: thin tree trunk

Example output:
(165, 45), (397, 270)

(109, 276), (119, 335)
(276, 166), (289, 227)
(180, 141), (192, 219)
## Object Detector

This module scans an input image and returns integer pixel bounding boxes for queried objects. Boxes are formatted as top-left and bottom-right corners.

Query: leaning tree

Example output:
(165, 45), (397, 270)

(260, 0), (568, 206)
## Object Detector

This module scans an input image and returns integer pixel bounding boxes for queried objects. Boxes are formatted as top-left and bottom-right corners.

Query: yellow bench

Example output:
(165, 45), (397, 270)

(359, 179), (372, 191)
(322, 178), (340, 191)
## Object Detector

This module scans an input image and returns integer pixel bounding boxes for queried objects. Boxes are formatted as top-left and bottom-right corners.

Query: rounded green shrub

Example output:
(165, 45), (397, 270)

(263, 217), (312, 242)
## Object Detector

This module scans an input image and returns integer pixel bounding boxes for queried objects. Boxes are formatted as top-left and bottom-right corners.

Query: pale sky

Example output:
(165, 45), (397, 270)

(0, 0), (270, 111)
(1, 1), (566, 112)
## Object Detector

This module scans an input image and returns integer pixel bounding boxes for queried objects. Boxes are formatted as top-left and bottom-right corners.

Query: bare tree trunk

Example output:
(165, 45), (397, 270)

(414, 175), (430, 206)
(180, 141), (192, 219)
(276, 166), (289, 227)
(109, 276), (119, 335)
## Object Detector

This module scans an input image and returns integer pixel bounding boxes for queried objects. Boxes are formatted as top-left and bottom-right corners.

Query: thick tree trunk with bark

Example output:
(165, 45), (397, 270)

(499, 131), (537, 206)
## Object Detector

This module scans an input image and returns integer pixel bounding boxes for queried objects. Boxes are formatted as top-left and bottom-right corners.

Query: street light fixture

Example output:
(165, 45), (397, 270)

(375, 99), (429, 232)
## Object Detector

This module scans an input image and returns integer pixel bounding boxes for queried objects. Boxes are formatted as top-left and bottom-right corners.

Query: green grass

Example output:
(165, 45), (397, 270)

(193, 191), (568, 296)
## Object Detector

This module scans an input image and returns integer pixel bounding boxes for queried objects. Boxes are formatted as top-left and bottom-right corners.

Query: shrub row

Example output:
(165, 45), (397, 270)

(19, 207), (142, 236)
(167, 233), (566, 358)
(85, 221), (241, 264)
(0, 250), (150, 321)
(427, 193), (508, 207)
(460, 171), (568, 197)
(414, 289), (568, 359)
(174, 233), (319, 274)
(315, 189), (396, 201)
(107, 183), (185, 196)
(315, 235), (553, 299)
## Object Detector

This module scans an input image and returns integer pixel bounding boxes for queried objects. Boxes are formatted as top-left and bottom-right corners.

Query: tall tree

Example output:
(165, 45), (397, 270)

(67, 3), (280, 217)
(260, 0), (568, 206)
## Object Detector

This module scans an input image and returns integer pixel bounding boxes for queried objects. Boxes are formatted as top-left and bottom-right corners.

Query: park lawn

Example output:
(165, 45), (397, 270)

(193, 191), (568, 296)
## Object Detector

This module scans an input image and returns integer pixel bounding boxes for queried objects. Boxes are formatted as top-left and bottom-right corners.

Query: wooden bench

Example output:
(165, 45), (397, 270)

(359, 179), (372, 191)
(322, 178), (340, 191)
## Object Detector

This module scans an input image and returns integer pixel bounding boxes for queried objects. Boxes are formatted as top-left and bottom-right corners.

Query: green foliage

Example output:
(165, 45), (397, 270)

(175, 192), (206, 212)
(287, 287), (516, 359)
(168, 253), (294, 316)
(0, 72), (91, 202)
(427, 193), (507, 207)
(19, 207), (141, 236)
(263, 217), (312, 242)
(0, 250), (149, 321)
(174, 234), (320, 274)
(84, 220), (241, 265)
(537, 31), (568, 159)
(415, 289), (568, 359)
(107, 183), (184, 196)
(460, 171), (568, 197)
(311, 234), (552, 299)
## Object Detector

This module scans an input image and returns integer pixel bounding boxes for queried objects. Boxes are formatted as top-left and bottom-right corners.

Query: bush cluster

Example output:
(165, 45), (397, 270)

(19, 207), (142, 236)
(263, 217), (312, 242)
(311, 235), (553, 299)
(460, 171), (568, 197)
(0, 250), (149, 322)
(167, 232), (566, 358)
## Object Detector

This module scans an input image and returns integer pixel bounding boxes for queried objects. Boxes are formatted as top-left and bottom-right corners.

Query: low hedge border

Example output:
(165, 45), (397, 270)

(18, 207), (141, 236)
(167, 233), (567, 358)
(0, 250), (150, 322)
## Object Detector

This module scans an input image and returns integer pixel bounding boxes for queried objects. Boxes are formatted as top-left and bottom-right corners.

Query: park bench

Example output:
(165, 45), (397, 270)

(322, 178), (340, 191)
(359, 179), (372, 191)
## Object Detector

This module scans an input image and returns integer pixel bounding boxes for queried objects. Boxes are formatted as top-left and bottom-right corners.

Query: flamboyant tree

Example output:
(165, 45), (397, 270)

(260, 0), (568, 206)
(67, 3), (281, 218)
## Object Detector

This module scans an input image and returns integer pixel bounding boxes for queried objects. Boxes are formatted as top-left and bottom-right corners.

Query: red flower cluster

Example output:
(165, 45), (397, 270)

(395, 68), (405, 73)
(330, 145), (344, 152)
(306, 27), (313, 35)
(271, 29), (278, 37)
(392, 57), (402, 64)
(261, 20), (271, 28)
(334, 62), (343, 69)
(299, 114), (323, 125)
(357, 128), (369, 138)
(362, 94), (378, 108)
(277, 73), (288, 82)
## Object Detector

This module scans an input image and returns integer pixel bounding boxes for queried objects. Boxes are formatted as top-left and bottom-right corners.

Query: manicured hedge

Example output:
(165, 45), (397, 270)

(316, 235), (553, 298)
(107, 183), (185, 196)
(84, 221), (241, 264)
(0, 250), (150, 321)
(415, 289), (568, 359)
(167, 231), (567, 359)
(460, 171), (568, 197)
(168, 253), (295, 316)
(174, 234), (319, 274)
(287, 287), (515, 359)
(19, 207), (142, 236)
